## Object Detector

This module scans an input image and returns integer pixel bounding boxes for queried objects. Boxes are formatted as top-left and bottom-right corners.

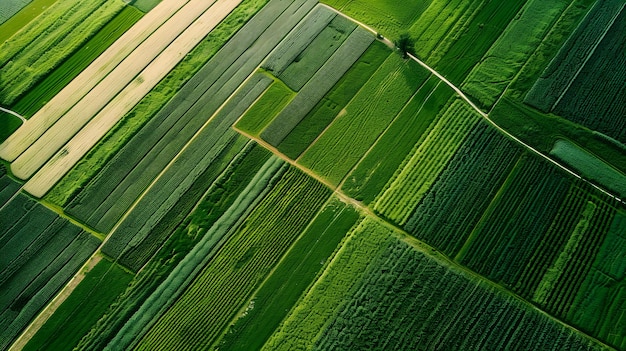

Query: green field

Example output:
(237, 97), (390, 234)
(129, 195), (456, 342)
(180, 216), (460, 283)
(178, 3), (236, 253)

(11, 6), (143, 117)
(2, 0), (625, 350)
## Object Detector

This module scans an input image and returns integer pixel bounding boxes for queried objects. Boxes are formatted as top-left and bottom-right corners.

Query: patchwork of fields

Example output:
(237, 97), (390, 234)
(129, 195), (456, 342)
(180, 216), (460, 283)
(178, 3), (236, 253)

(0, 0), (624, 350)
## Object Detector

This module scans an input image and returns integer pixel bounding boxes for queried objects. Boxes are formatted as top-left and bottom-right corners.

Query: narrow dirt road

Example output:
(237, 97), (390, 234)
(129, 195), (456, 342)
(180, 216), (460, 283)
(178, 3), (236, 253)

(0, 106), (26, 122)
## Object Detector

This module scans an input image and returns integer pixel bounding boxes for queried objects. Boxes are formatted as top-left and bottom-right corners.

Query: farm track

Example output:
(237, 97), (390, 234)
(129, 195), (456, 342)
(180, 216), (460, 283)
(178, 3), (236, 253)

(0, 107), (26, 122)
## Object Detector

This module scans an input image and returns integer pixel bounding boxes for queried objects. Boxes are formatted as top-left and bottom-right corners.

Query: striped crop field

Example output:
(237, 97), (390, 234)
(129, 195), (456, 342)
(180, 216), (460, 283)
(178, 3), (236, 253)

(1, 0), (625, 350)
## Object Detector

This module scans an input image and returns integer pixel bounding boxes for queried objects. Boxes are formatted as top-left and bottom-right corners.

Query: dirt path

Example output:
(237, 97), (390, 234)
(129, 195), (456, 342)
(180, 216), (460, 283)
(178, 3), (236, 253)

(8, 254), (103, 351)
(0, 107), (26, 122)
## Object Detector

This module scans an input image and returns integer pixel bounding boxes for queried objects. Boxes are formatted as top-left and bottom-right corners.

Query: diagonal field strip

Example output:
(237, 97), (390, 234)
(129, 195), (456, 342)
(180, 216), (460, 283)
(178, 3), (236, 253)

(10, 0), (230, 181)
(22, 0), (244, 198)
(0, 0), (193, 162)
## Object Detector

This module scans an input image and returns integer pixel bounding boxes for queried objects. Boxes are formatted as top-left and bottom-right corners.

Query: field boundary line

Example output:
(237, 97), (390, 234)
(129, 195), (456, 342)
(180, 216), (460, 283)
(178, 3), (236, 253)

(0, 106), (26, 122)
(551, 2), (626, 111)
(8, 254), (103, 351)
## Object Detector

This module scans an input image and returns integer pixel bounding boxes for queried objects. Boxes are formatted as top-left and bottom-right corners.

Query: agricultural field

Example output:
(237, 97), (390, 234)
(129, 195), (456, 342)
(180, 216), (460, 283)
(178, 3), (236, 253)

(1, 0), (625, 350)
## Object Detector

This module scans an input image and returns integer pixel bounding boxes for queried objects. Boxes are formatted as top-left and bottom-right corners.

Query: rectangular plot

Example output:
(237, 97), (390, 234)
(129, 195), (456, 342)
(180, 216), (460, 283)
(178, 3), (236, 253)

(342, 74), (451, 204)
(235, 78), (295, 136)
(261, 26), (374, 147)
(262, 5), (336, 76)
(276, 40), (389, 159)
(298, 53), (424, 185)
(101, 74), (272, 262)
(65, 0), (316, 233)
(278, 14), (357, 91)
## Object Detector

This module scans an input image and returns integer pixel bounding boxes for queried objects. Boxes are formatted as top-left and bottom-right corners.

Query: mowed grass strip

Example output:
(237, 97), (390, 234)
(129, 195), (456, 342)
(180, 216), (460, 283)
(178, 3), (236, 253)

(277, 40), (389, 159)
(235, 78), (295, 136)
(22, 0), (245, 197)
(215, 198), (360, 351)
(11, 0), (227, 181)
(374, 98), (481, 225)
(22, 259), (133, 351)
(299, 53), (424, 186)
(44, 0), (271, 208)
(133, 168), (330, 351)
(342, 74), (453, 204)
(260, 26), (374, 147)
(0, 0), (59, 44)
(0, 0), (192, 162)
(11, 6), (144, 117)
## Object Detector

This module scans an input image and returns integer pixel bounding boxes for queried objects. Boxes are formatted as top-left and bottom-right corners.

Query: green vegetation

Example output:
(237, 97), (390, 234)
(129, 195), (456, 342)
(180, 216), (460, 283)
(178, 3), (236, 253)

(23, 258), (133, 351)
(45, 0), (271, 207)
(279, 15), (356, 91)
(374, 98), (480, 225)
(0, 0), (126, 105)
(551, 139), (626, 198)
(11, 6), (143, 117)
(134, 168), (330, 351)
(277, 40), (389, 159)
(462, 0), (570, 109)
(131, 0), (162, 13)
(490, 97), (626, 175)
(0, 0), (59, 44)
(299, 53), (424, 185)
(265, 217), (604, 350)
(0, 0), (32, 24)
(321, 0), (430, 38)
(260, 27), (374, 147)
(342, 75), (453, 204)
(235, 78), (295, 136)
(0, 194), (100, 350)
(0, 111), (22, 144)
(404, 122), (522, 256)
(217, 198), (360, 351)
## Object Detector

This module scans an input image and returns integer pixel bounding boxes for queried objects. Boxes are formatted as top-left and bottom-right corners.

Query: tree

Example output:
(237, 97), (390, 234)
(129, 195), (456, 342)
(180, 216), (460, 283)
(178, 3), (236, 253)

(395, 33), (415, 59)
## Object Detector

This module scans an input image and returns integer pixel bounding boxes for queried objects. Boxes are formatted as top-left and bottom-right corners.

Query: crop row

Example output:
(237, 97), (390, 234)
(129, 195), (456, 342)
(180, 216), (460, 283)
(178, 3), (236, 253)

(64, 0), (316, 233)
(11, 6), (143, 117)
(276, 40), (389, 159)
(0, 0), (125, 106)
(431, 0), (527, 85)
(552, 9), (626, 143)
(132, 168), (330, 351)
(262, 5), (336, 77)
(19, 0), (244, 189)
(103, 157), (288, 351)
(260, 25), (374, 146)
(0, 0), (193, 162)
(277, 14), (356, 91)
(342, 74), (453, 204)
(0, 193), (99, 350)
(73, 148), (280, 351)
(105, 78), (271, 266)
(216, 197), (360, 351)
(524, 0), (625, 112)
(457, 155), (572, 287)
(0, 170), (21, 206)
(234, 78), (295, 136)
(266, 217), (606, 350)
(403, 121), (522, 256)
(299, 52), (425, 185)
(461, 0), (570, 109)
(22, 258), (133, 351)
(374, 97), (481, 225)
(44, 0), (270, 207)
